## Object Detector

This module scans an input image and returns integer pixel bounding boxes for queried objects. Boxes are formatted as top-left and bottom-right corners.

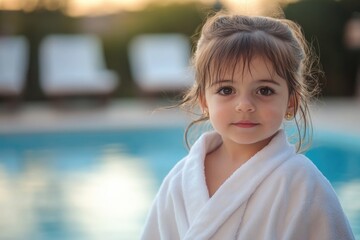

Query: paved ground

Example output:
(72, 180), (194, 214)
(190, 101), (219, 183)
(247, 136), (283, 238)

(311, 98), (360, 136)
(0, 98), (359, 136)
(0, 99), (189, 134)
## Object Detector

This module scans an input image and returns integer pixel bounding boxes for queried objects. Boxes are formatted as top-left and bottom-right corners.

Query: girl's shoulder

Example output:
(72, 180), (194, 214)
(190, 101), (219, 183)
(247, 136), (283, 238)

(273, 153), (334, 192)
(160, 155), (188, 186)
(283, 154), (324, 176)
(158, 131), (221, 192)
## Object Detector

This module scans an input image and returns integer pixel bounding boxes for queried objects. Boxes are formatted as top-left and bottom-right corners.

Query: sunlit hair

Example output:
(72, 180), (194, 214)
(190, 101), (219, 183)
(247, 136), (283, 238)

(180, 12), (321, 152)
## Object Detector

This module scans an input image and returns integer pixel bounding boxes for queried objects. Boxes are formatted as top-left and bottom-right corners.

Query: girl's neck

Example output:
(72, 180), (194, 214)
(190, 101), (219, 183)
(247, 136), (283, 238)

(220, 136), (273, 164)
(204, 133), (275, 197)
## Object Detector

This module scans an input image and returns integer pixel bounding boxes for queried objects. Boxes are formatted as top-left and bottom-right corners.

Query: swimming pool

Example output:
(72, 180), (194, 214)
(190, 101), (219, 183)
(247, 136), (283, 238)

(0, 127), (358, 239)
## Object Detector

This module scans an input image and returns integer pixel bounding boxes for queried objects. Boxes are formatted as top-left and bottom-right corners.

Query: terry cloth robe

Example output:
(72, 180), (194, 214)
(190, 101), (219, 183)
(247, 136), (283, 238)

(140, 130), (355, 240)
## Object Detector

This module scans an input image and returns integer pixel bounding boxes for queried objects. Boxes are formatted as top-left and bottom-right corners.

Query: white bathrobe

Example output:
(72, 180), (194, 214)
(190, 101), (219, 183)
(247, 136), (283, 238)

(141, 130), (354, 240)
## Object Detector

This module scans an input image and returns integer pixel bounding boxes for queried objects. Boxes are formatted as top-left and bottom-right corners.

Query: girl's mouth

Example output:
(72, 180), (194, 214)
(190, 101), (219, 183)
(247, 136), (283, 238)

(233, 121), (259, 128)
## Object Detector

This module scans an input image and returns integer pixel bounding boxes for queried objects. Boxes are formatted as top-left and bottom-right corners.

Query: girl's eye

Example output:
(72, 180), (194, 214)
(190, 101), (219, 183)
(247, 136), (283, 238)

(217, 86), (234, 96)
(257, 87), (275, 96)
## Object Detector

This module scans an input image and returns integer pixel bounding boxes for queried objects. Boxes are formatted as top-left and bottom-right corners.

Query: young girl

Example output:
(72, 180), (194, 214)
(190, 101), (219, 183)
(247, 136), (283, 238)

(141, 13), (355, 240)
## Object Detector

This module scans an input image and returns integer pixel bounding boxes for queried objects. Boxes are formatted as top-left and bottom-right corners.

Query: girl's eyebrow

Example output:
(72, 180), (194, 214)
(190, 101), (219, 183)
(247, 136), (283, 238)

(210, 79), (282, 87)
(210, 79), (233, 87)
(257, 79), (281, 86)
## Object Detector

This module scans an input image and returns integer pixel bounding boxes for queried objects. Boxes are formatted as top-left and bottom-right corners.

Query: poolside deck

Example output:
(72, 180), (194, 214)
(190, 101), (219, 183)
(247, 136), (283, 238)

(310, 98), (360, 136)
(0, 99), (189, 134)
(0, 98), (359, 136)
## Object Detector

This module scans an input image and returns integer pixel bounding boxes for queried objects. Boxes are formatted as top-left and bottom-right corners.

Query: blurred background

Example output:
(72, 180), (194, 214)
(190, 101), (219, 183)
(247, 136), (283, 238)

(0, 0), (359, 101)
(0, 0), (360, 239)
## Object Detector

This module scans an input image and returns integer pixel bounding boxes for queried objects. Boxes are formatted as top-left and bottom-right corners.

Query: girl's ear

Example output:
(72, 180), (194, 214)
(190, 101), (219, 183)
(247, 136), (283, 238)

(199, 94), (208, 114)
(288, 93), (296, 109)
(285, 93), (297, 120)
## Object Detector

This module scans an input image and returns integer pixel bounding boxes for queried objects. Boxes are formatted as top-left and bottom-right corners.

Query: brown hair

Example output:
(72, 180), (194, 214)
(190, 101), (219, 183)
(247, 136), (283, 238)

(180, 12), (320, 152)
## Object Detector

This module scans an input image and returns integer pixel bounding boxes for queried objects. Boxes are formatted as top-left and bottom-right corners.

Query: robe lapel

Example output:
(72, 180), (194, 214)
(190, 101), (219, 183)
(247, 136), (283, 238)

(182, 132), (222, 225)
(183, 130), (295, 240)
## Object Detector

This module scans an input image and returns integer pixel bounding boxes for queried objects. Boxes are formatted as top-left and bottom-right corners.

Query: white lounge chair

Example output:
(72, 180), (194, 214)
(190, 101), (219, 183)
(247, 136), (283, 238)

(128, 33), (194, 93)
(39, 34), (119, 97)
(0, 36), (29, 97)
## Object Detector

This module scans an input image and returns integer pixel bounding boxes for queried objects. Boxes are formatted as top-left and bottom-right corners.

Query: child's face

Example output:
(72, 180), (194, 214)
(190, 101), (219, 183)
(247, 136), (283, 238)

(201, 57), (293, 149)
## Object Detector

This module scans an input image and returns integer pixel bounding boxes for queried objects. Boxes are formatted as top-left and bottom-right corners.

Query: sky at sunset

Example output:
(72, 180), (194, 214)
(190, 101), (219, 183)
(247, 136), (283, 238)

(0, 0), (297, 16)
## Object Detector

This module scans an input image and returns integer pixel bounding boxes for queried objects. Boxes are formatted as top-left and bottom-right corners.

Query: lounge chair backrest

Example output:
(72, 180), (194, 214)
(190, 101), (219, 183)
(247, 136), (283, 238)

(39, 34), (118, 96)
(128, 33), (194, 92)
(40, 35), (105, 83)
(0, 36), (29, 95)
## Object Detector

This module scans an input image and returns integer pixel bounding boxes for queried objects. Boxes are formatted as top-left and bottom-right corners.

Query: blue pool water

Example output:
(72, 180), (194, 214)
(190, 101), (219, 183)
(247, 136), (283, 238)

(0, 128), (359, 239)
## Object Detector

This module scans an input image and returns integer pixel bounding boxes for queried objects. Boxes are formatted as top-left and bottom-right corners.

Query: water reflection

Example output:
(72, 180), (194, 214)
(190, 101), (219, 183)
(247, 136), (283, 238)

(1, 128), (359, 238)
(0, 144), (157, 240)
(336, 180), (360, 239)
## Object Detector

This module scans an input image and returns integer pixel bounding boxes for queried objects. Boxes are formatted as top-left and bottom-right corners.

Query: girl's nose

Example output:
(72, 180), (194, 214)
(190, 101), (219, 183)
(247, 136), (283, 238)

(235, 96), (255, 112)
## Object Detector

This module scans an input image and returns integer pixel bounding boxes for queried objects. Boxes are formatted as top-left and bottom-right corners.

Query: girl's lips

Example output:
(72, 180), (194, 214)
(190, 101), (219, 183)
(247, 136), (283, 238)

(233, 121), (259, 128)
